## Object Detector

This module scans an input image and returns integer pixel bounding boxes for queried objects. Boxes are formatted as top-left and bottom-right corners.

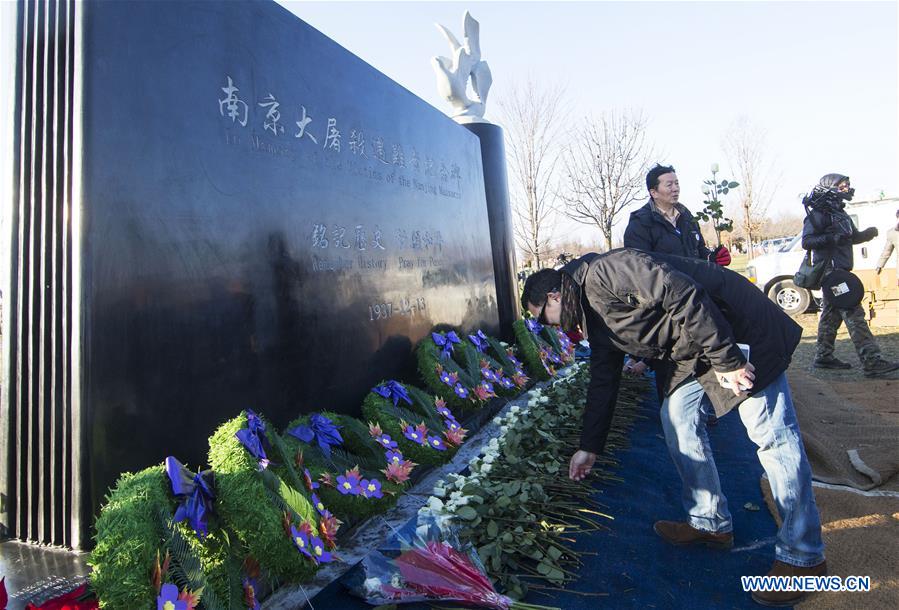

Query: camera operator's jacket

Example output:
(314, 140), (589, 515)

(801, 205), (866, 272)
(562, 250), (802, 454)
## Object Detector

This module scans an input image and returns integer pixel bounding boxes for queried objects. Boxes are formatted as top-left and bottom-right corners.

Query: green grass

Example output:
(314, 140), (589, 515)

(730, 253), (750, 276)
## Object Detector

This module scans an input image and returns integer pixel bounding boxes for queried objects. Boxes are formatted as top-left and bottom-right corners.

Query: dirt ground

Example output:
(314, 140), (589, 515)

(784, 313), (899, 610)
(789, 313), (899, 424)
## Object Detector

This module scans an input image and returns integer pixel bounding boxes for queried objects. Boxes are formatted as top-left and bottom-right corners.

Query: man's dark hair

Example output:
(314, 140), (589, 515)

(646, 164), (676, 192)
(520, 268), (561, 311)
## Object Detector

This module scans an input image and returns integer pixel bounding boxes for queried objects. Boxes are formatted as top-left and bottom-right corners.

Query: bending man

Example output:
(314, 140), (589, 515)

(521, 249), (824, 607)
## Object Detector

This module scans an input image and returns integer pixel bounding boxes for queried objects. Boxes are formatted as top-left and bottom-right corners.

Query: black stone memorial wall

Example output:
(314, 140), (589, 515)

(2, 0), (500, 548)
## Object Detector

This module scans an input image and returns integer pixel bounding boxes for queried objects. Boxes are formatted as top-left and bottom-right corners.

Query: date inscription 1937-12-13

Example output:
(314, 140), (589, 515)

(369, 296), (427, 322)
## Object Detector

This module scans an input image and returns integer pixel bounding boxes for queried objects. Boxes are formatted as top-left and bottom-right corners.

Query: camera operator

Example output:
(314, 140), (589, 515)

(801, 173), (898, 377)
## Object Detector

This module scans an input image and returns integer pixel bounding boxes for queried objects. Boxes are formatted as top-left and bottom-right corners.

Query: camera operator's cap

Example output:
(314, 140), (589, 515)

(821, 269), (864, 309)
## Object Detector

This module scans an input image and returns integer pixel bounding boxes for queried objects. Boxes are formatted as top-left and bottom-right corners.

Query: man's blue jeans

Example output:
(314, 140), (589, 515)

(660, 374), (825, 567)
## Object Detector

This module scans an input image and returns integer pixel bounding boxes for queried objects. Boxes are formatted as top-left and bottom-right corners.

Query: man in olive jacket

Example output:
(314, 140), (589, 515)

(875, 208), (899, 284)
(522, 249), (825, 606)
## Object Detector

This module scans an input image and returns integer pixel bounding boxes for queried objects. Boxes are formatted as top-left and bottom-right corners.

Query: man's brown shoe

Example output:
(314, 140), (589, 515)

(652, 520), (733, 549)
(750, 559), (828, 607)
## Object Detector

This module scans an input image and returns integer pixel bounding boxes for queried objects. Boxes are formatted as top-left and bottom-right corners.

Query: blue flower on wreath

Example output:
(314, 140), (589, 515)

(374, 434), (398, 449)
(385, 449), (404, 464)
(454, 384), (470, 399)
(310, 534), (334, 563)
(473, 381), (495, 402)
(243, 576), (260, 610)
(156, 583), (187, 610)
(432, 331), (461, 359)
(311, 492), (331, 518)
(372, 380), (412, 407)
(525, 318), (543, 334)
(427, 436), (448, 451)
(291, 524), (313, 560)
(235, 409), (271, 470)
(360, 478), (384, 499)
(438, 369), (455, 387)
(499, 377), (515, 390)
(436, 404), (455, 420)
(302, 468), (320, 490)
(288, 413), (344, 460)
(468, 329), (489, 353)
(336, 471), (363, 495)
(481, 367), (499, 383)
(403, 423), (427, 446)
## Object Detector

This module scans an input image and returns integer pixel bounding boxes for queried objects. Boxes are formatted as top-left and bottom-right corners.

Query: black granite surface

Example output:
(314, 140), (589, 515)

(78, 0), (497, 523)
(0, 539), (89, 609)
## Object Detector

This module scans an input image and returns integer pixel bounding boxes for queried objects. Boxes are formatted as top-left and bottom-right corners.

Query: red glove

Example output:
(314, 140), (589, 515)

(712, 245), (731, 266)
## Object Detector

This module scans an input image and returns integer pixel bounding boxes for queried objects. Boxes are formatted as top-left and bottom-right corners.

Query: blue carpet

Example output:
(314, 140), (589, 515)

(310, 389), (783, 609)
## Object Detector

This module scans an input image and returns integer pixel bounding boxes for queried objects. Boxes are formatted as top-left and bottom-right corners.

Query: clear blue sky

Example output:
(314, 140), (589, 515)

(281, 0), (898, 244)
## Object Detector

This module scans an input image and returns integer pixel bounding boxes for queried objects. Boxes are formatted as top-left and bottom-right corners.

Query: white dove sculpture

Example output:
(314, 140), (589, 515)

(432, 11), (493, 124)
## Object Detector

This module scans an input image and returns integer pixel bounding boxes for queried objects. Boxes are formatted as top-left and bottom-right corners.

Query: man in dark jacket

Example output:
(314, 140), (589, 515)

(623, 164), (732, 264)
(622, 164), (730, 418)
(801, 174), (898, 377)
(522, 249), (825, 606)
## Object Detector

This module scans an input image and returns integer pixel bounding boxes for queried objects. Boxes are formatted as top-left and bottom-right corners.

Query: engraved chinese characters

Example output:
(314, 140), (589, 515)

(76, 0), (500, 525)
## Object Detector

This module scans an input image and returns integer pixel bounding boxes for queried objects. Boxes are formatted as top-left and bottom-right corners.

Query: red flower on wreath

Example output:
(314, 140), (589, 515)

(473, 382), (496, 402)
(319, 513), (342, 550)
(177, 589), (200, 610)
(512, 371), (529, 388)
(151, 549), (171, 593)
(443, 426), (468, 447)
(319, 472), (334, 488)
(382, 458), (416, 484)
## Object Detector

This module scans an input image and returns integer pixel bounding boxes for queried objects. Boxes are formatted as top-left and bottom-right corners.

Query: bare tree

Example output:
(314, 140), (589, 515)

(498, 79), (566, 269)
(558, 110), (654, 250)
(723, 118), (782, 259)
(760, 211), (804, 240)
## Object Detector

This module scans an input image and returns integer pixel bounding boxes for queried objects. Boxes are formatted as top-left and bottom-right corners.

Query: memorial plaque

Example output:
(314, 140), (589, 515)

(3, 0), (499, 545)
(85, 0), (498, 508)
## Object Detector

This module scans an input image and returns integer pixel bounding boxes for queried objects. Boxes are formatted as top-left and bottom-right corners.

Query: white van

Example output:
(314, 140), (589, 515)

(759, 237), (793, 254)
(745, 197), (899, 320)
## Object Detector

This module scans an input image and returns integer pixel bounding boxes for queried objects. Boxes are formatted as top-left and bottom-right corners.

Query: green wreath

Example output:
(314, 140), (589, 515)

(361, 383), (460, 467)
(207, 411), (319, 583)
(89, 466), (172, 608)
(416, 332), (483, 411)
(279, 412), (402, 524)
(483, 335), (533, 392)
(89, 465), (243, 609)
(541, 324), (576, 366)
(512, 319), (562, 382)
(455, 338), (520, 398)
